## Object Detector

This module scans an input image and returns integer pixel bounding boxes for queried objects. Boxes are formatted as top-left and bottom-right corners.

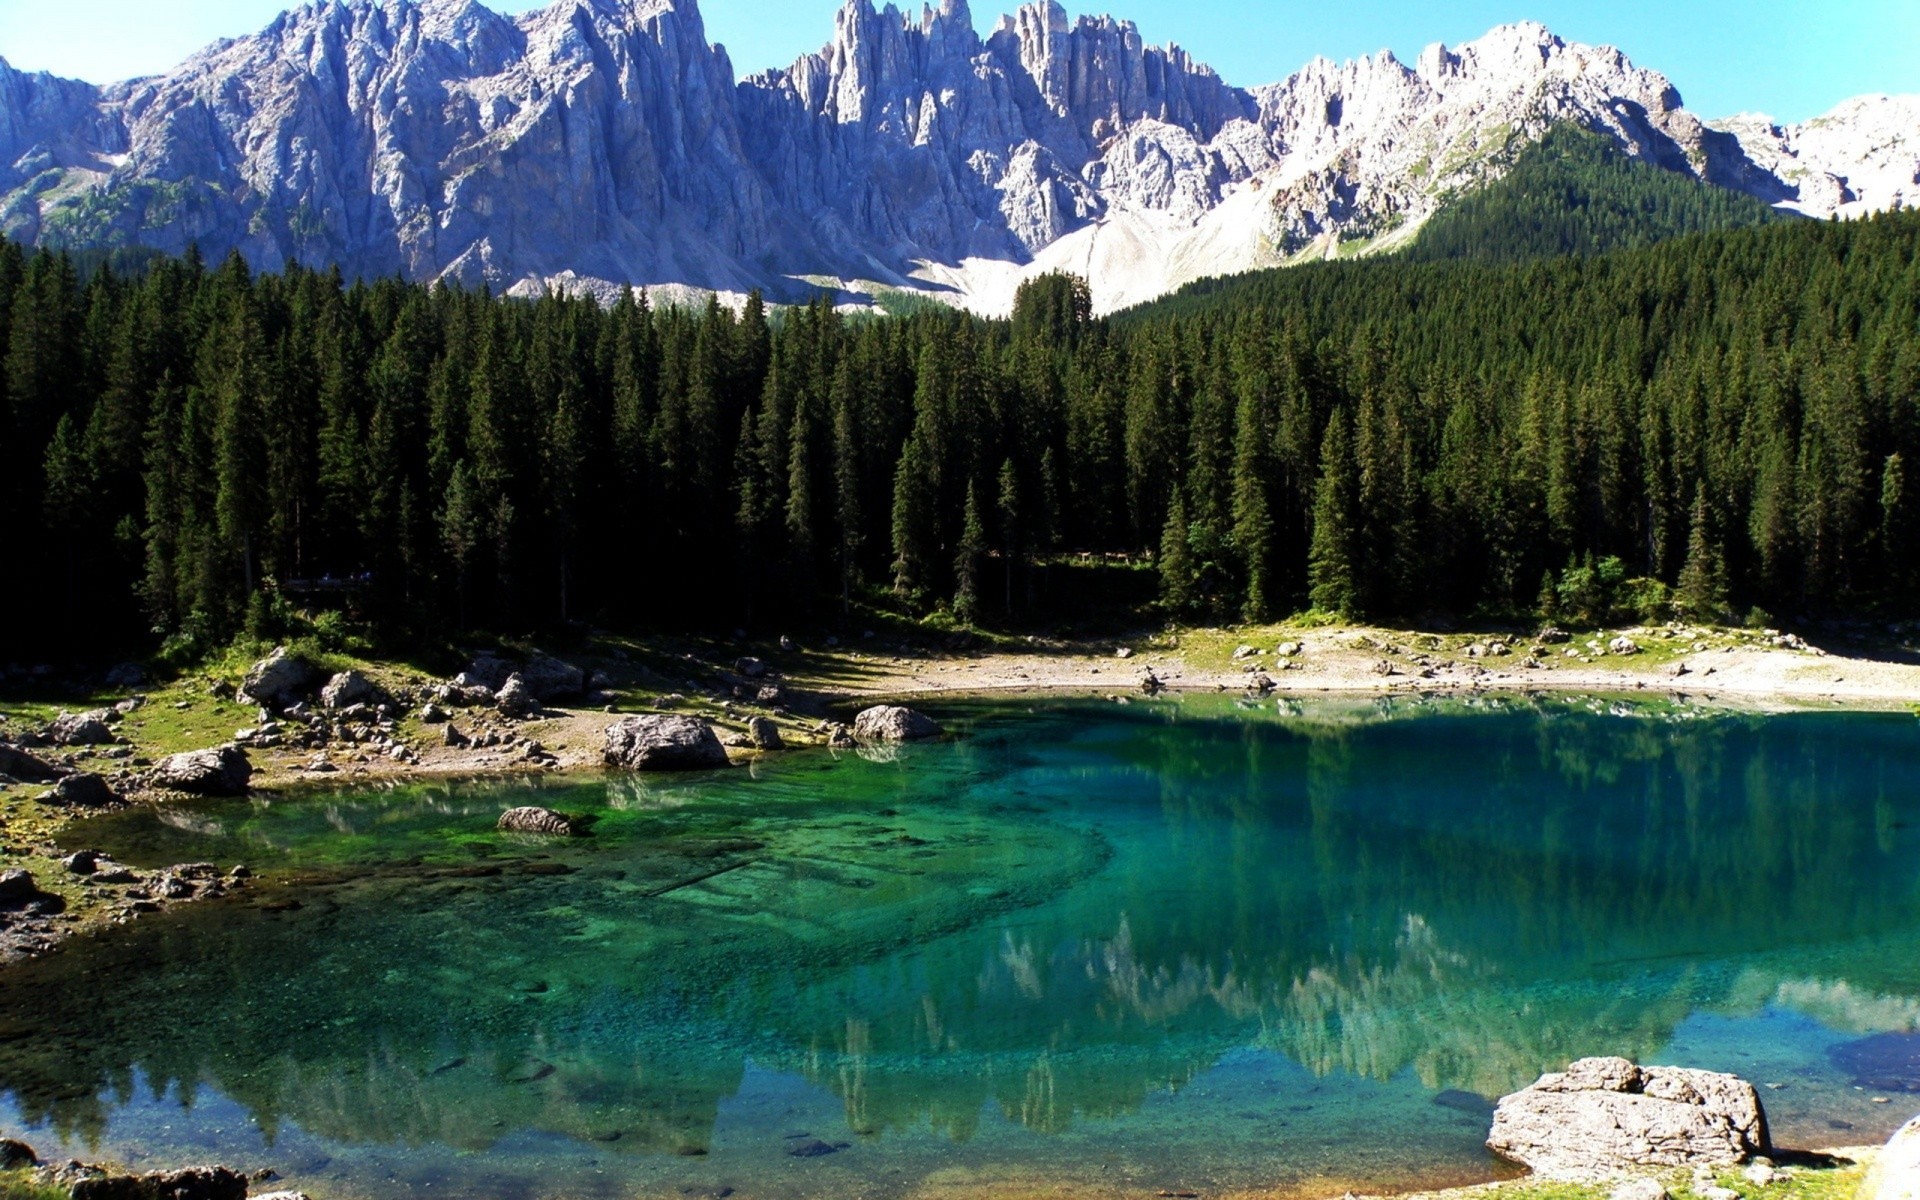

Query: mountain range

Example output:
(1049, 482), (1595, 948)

(0, 0), (1914, 313)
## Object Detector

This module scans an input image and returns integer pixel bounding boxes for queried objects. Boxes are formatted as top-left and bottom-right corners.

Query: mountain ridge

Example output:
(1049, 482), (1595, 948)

(0, 0), (1913, 312)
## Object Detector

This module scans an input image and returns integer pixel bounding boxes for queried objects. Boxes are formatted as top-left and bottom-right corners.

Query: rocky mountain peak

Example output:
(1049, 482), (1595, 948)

(0, 1), (1912, 314)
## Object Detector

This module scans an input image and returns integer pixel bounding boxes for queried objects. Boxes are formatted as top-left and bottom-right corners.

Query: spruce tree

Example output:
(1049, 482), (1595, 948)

(1307, 416), (1360, 617)
(1159, 489), (1196, 614)
(954, 482), (987, 627)
(1676, 491), (1728, 623)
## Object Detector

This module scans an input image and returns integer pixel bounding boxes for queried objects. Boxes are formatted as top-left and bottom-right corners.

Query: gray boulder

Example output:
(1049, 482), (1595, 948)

(747, 716), (784, 751)
(46, 710), (115, 746)
(320, 669), (382, 710)
(521, 655), (586, 701)
(496, 807), (578, 836)
(460, 654), (515, 692)
(152, 746), (253, 796)
(603, 715), (730, 772)
(496, 674), (537, 719)
(1871, 1115), (1920, 1200)
(0, 743), (66, 783)
(41, 773), (118, 808)
(1487, 1057), (1770, 1180)
(240, 648), (317, 709)
(67, 1165), (249, 1200)
(851, 706), (942, 743)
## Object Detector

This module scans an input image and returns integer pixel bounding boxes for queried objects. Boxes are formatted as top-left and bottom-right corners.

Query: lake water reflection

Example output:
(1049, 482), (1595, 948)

(2, 694), (1917, 1198)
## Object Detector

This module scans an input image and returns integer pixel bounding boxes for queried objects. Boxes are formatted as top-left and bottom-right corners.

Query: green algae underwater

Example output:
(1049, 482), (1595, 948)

(2, 693), (1919, 1199)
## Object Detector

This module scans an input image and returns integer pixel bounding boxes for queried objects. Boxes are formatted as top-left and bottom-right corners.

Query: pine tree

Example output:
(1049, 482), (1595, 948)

(954, 481), (988, 627)
(1880, 453), (1914, 607)
(831, 369), (863, 617)
(996, 458), (1020, 616)
(1676, 491), (1729, 623)
(1308, 415), (1360, 617)
(1159, 489), (1196, 614)
(890, 429), (936, 600)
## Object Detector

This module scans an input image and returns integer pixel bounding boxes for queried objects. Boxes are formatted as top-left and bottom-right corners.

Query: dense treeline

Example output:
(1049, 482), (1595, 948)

(1405, 126), (1787, 264)
(1, 208), (1917, 660)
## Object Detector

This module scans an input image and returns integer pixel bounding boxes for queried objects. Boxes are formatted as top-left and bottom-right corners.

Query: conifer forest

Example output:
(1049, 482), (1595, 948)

(2, 207), (1918, 657)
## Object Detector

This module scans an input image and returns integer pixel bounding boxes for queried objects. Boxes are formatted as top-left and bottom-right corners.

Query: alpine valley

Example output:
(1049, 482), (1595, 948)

(0, 0), (1916, 312)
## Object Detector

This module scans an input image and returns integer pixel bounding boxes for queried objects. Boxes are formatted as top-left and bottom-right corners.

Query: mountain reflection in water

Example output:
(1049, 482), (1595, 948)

(0, 694), (1914, 1199)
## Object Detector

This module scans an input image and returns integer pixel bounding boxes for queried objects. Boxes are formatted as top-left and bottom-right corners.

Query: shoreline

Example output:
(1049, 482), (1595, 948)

(0, 621), (1914, 952)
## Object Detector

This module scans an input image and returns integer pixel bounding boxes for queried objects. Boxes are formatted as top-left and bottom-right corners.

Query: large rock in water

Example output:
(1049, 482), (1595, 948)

(240, 648), (317, 709)
(497, 807), (577, 836)
(1871, 1115), (1920, 1200)
(1487, 1058), (1770, 1179)
(852, 706), (942, 743)
(603, 716), (729, 772)
(151, 747), (253, 796)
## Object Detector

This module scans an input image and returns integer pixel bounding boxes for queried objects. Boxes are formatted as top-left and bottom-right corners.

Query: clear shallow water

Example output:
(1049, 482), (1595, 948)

(3, 694), (1919, 1199)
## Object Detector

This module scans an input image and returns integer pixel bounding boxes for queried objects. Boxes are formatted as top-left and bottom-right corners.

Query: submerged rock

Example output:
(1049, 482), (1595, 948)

(851, 706), (942, 743)
(151, 746), (253, 796)
(497, 807), (579, 836)
(1832, 1031), (1920, 1093)
(603, 715), (730, 771)
(1487, 1058), (1770, 1179)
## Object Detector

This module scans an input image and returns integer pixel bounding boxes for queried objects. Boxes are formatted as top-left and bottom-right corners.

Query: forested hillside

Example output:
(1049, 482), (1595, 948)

(1, 209), (1917, 661)
(1405, 126), (1789, 263)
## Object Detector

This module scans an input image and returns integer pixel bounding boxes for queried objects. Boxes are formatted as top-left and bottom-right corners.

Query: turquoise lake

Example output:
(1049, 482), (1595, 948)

(3, 694), (1920, 1199)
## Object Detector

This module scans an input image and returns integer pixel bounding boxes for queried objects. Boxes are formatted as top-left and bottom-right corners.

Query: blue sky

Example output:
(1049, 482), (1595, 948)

(1, 0), (1914, 123)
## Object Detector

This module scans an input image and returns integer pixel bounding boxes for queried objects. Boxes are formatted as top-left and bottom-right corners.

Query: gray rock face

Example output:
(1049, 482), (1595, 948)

(852, 705), (942, 742)
(1487, 1057), (1771, 1180)
(1872, 1115), (1920, 1200)
(497, 806), (577, 836)
(603, 715), (729, 771)
(151, 746), (253, 796)
(240, 648), (317, 710)
(1, 1), (1909, 314)
(321, 670), (382, 710)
